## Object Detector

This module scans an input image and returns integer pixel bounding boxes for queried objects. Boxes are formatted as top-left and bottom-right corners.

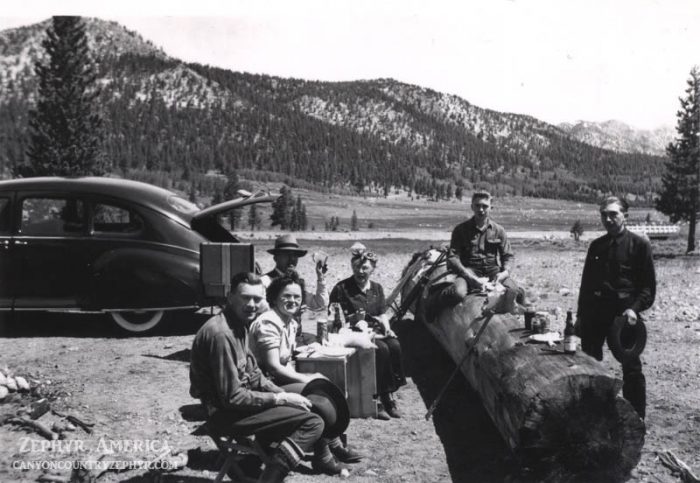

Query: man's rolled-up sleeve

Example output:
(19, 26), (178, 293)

(498, 228), (514, 272)
(305, 277), (329, 311)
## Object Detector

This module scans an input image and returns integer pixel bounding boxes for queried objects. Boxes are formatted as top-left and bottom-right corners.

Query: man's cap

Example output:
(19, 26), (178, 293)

(267, 234), (308, 256)
(607, 316), (647, 363)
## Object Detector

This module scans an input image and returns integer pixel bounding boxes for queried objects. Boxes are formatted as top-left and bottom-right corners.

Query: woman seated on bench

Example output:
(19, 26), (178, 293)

(249, 272), (363, 475)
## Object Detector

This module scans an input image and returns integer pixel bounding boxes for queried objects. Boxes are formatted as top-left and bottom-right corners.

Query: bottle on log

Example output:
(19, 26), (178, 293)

(399, 249), (645, 481)
(563, 310), (577, 354)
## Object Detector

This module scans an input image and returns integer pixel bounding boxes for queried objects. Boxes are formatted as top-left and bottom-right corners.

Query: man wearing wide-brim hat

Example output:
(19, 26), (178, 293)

(264, 234), (329, 313)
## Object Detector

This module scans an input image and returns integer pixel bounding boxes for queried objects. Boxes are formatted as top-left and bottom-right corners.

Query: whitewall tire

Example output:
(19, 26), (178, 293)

(110, 310), (165, 334)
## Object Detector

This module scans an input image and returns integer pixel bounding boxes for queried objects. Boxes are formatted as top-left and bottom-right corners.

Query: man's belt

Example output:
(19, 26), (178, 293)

(593, 290), (632, 299)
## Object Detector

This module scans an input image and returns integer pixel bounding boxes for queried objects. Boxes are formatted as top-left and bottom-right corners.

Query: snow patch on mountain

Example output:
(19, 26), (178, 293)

(558, 120), (674, 156)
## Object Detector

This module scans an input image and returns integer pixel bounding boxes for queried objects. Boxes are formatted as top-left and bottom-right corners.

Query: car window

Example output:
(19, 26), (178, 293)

(20, 197), (86, 235)
(0, 197), (10, 233)
(93, 203), (143, 234)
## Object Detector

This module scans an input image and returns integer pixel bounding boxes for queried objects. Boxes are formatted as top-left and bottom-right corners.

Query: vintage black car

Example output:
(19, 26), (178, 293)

(0, 177), (275, 333)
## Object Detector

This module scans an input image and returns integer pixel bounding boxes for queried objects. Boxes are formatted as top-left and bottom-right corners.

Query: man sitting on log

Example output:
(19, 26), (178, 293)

(576, 196), (656, 420)
(190, 272), (325, 482)
(444, 190), (523, 306)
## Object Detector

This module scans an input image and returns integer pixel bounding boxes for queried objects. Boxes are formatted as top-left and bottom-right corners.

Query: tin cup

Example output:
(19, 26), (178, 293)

(524, 310), (536, 331)
(316, 318), (329, 344)
(535, 312), (550, 334)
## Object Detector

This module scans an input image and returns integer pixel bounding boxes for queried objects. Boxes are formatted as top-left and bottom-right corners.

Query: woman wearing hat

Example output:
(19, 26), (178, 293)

(250, 272), (362, 475)
(329, 243), (407, 421)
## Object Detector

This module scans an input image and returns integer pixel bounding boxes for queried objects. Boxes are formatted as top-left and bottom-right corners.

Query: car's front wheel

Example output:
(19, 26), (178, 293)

(110, 310), (165, 334)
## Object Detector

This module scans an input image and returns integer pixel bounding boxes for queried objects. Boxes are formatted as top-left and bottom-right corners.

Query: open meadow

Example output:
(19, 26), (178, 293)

(0, 233), (698, 482)
(240, 187), (668, 235)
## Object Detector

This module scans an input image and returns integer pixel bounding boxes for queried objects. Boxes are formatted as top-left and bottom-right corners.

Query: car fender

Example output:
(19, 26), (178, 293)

(89, 247), (202, 310)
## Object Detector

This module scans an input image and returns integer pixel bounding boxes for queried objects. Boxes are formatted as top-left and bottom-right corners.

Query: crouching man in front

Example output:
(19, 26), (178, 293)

(190, 272), (324, 482)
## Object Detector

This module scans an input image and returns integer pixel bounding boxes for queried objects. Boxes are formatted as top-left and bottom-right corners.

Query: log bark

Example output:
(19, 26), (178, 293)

(403, 253), (645, 480)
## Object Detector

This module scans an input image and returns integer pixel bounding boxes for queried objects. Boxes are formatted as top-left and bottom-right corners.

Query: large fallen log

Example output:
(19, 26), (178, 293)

(399, 249), (645, 480)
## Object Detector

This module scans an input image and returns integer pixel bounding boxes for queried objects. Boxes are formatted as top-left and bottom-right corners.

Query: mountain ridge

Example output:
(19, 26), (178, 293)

(558, 120), (673, 156)
(0, 17), (667, 205)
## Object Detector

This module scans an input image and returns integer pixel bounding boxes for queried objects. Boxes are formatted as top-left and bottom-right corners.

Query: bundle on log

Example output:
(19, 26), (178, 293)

(402, 251), (645, 480)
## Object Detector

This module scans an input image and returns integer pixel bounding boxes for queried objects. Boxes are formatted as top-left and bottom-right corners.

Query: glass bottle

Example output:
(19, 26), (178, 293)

(563, 310), (576, 354)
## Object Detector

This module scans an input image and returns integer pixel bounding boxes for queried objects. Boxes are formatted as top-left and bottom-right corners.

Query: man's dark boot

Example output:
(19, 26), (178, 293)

(257, 462), (288, 483)
(257, 453), (290, 483)
(376, 402), (391, 420)
(328, 436), (363, 463)
(311, 439), (347, 475)
(380, 393), (402, 419)
(232, 455), (262, 479)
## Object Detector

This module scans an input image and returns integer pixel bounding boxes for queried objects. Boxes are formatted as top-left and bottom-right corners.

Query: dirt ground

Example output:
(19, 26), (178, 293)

(0, 237), (698, 483)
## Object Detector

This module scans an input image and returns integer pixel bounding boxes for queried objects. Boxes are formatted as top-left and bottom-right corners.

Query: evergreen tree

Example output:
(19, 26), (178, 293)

(223, 172), (243, 230)
(289, 205), (298, 232)
(21, 16), (104, 177)
(247, 203), (262, 231)
(271, 185), (294, 230)
(656, 67), (700, 253)
(570, 220), (584, 242)
(351, 210), (359, 231)
(301, 205), (308, 231)
(291, 195), (304, 231)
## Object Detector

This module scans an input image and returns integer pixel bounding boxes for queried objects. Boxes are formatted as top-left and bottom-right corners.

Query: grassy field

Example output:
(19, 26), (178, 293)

(241, 187), (670, 234)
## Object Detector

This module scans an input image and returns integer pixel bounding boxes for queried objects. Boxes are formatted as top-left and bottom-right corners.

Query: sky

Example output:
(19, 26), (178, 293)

(2, 0), (700, 130)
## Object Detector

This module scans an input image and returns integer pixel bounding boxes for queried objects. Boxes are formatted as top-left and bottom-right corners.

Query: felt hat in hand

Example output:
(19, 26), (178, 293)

(606, 315), (647, 363)
(284, 378), (350, 438)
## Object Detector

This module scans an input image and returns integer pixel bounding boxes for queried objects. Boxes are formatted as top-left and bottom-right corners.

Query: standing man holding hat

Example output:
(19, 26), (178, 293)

(576, 196), (656, 420)
(264, 234), (329, 313)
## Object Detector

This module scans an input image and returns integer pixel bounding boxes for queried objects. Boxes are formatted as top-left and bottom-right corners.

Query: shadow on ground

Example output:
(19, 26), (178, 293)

(0, 311), (209, 338)
(396, 318), (516, 483)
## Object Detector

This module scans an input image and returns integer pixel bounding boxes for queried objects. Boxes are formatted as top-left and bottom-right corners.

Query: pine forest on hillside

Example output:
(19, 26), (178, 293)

(0, 18), (666, 206)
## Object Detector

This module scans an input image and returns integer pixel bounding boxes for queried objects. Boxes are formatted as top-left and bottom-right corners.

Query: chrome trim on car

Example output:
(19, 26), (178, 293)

(102, 305), (199, 312)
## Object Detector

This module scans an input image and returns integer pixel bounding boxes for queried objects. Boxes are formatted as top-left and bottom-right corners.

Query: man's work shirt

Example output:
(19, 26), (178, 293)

(448, 217), (513, 275)
(577, 228), (656, 319)
(189, 310), (282, 415)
